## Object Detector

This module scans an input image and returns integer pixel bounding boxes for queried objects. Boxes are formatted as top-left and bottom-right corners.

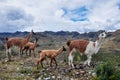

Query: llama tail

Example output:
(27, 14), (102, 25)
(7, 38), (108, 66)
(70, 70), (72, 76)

(38, 50), (42, 53)
(66, 40), (71, 46)
(5, 37), (9, 41)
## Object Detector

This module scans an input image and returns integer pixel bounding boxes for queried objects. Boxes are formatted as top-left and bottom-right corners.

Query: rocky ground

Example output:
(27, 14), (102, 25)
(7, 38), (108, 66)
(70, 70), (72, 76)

(37, 63), (96, 80)
(0, 56), (97, 80)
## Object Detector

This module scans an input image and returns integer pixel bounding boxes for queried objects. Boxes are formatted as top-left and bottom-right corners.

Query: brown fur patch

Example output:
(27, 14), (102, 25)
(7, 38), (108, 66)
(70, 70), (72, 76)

(68, 39), (89, 53)
(37, 47), (65, 67)
(6, 38), (25, 48)
(93, 42), (95, 47)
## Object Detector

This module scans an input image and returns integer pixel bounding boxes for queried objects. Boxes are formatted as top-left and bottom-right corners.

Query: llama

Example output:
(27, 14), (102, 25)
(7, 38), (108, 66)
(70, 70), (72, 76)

(67, 32), (107, 68)
(37, 46), (66, 68)
(5, 30), (35, 61)
(23, 37), (39, 57)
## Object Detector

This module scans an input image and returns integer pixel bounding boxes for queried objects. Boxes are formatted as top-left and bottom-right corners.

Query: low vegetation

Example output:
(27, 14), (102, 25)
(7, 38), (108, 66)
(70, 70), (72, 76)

(0, 30), (120, 80)
(92, 62), (120, 80)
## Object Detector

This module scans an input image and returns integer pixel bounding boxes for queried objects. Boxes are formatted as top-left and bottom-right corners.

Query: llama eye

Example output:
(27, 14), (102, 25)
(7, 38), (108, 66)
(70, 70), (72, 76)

(102, 34), (104, 36)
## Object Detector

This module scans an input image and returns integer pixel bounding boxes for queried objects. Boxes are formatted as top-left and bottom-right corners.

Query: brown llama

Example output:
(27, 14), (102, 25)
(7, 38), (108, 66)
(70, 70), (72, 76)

(22, 37), (39, 57)
(67, 32), (107, 68)
(37, 46), (66, 68)
(5, 30), (35, 61)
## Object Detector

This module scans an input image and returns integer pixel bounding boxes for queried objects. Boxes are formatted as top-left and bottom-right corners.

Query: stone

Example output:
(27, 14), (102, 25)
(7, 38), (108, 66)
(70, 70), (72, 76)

(92, 72), (96, 77)
(80, 70), (86, 74)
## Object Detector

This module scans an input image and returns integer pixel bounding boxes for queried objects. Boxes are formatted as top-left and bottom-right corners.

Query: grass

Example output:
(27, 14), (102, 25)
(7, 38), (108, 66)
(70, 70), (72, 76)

(92, 52), (120, 65)
(0, 48), (120, 80)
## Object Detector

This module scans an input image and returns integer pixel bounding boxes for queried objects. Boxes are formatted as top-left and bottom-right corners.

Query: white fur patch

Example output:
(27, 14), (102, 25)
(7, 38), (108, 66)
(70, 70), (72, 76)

(68, 52), (75, 68)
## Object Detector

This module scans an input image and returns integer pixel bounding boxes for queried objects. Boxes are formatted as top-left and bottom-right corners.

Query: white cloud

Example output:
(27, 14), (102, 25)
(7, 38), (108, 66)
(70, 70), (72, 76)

(0, 0), (120, 32)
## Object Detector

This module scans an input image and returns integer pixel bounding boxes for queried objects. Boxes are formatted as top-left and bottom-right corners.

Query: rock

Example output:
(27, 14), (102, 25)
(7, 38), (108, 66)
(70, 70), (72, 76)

(72, 70), (80, 75)
(40, 69), (46, 73)
(17, 67), (20, 70)
(38, 77), (42, 80)
(80, 70), (86, 74)
(75, 64), (79, 69)
(4, 59), (9, 63)
(64, 68), (71, 73)
(44, 77), (50, 80)
(61, 69), (66, 75)
(52, 76), (55, 79)
(75, 64), (84, 69)
(57, 76), (61, 79)
(20, 62), (24, 65)
(92, 72), (96, 77)
(70, 78), (74, 80)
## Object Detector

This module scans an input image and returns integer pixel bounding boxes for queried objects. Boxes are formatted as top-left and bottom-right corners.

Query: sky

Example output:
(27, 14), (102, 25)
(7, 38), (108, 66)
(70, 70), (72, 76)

(0, 0), (120, 33)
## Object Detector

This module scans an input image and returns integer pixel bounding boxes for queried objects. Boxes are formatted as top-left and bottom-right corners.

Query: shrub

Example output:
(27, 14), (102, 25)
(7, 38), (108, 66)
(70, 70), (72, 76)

(93, 62), (120, 80)
(74, 52), (87, 61)
(95, 62), (114, 80)
(92, 77), (100, 80)
(74, 52), (81, 61)
(113, 69), (120, 80)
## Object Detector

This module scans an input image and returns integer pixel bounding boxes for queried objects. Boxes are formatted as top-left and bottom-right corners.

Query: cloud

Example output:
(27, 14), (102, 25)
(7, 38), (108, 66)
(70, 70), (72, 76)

(0, 5), (34, 32)
(0, 0), (120, 32)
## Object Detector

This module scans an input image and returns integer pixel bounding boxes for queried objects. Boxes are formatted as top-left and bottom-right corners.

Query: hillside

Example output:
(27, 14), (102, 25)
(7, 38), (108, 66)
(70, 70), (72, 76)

(0, 30), (120, 80)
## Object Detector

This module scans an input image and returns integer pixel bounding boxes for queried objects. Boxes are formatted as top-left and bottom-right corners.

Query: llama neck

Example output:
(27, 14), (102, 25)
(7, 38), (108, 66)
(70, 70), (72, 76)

(26, 32), (32, 43)
(95, 40), (101, 49)
(56, 47), (63, 55)
(34, 40), (37, 46)
(94, 38), (104, 54)
(95, 38), (104, 47)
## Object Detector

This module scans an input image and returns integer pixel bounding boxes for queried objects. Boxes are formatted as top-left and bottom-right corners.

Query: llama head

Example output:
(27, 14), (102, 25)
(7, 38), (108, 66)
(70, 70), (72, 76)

(98, 32), (107, 39)
(31, 29), (36, 35)
(62, 46), (66, 51)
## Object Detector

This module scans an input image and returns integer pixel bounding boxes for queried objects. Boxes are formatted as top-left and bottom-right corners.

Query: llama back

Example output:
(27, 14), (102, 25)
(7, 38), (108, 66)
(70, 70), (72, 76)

(67, 40), (89, 53)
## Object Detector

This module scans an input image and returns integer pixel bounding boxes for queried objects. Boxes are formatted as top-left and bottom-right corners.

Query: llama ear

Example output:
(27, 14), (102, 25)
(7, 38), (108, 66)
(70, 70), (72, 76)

(103, 30), (108, 35)
(31, 29), (36, 35)
(63, 46), (66, 49)
(31, 29), (33, 33)
(5, 37), (9, 41)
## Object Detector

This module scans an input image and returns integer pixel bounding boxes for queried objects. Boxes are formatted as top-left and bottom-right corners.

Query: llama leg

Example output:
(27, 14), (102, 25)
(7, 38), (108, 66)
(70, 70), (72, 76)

(84, 55), (92, 66)
(19, 48), (22, 56)
(25, 49), (28, 56)
(68, 51), (72, 65)
(68, 54), (71, 66)
(87, 55), (92, 66)
(71, 55), (75, 68)
(6, 49), (9, 58)
(53, 58), (57, 67)
(50, 59), (53, 67)
(68, 51), (75, 68)
(37, 60), (40, 69)
(29, 50), (31, 56)
(8, 48), (12, 56)
(33, 50), (36, 57)
(6, 48), (11, 61)
(40, 59), (44, 68)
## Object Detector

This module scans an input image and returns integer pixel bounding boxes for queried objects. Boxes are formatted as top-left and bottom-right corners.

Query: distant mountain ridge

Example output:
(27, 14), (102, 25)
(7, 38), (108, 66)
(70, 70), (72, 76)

(0, 29), (120, 53)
